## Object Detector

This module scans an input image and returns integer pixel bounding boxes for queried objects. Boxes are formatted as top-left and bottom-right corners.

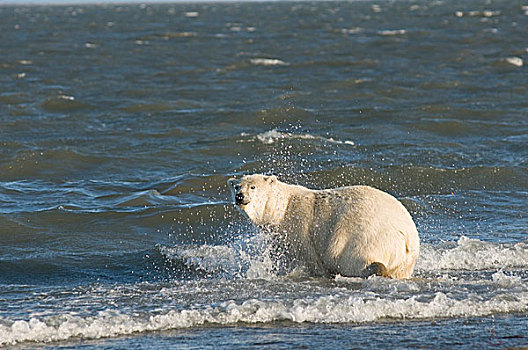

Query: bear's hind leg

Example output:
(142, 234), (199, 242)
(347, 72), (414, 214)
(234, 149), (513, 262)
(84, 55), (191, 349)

(361, 262), (390, 278)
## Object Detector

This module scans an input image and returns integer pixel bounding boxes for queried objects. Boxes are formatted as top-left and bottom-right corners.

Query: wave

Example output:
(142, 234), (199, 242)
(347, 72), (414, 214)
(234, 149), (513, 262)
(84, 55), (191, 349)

(454, 10), (501, 18)
(504, 57), (523, 67)
(416, 236), (528, 272)
(377, 29), (407, 36)
(249, 58), (289, 66)
(2, 236), (528, 346)
(160, 236), (528, 280)
(1, 284), (526, 346)
(40, 95), (91, 113)
(0, 173), (232, 214)
(242, 129), (355, 146)
(154, 222), (528, 281)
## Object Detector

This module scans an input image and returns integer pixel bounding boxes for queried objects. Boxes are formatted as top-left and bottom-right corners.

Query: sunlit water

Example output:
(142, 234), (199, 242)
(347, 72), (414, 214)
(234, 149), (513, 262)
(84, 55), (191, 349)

(1, 0), (527, 348)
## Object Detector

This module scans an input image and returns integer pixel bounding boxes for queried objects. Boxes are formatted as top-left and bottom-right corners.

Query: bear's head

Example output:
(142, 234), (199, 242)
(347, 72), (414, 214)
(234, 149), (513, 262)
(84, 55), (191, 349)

(227, 174), (278, 225)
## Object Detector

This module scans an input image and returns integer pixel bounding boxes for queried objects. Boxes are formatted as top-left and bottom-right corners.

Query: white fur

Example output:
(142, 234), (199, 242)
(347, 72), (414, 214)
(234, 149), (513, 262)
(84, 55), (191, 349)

(228, 174), (420, 278)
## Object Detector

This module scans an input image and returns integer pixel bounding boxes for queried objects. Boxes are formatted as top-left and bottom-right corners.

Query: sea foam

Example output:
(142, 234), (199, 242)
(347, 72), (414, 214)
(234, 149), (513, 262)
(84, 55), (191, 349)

(246, 129), (355, 146)
(2, 288), (527, 346)
(249, 58), (289, 66)
(378, 29), (407, 36)
(505, 57), (523, 67)
(2, 237), (528, 346)
(160, 235), (528, 280)
(416, 236), (528, 272)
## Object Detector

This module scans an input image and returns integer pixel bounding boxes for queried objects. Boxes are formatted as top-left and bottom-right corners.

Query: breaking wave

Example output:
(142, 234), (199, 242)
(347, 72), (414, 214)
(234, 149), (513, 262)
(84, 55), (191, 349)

(1, 236), (528, 346)
(241, 129), (355, 146)
(249, 58), (290, 66)
(1, 280), (527, 346)
(417, 236), (528, 272)
(161, 235), (528, 280)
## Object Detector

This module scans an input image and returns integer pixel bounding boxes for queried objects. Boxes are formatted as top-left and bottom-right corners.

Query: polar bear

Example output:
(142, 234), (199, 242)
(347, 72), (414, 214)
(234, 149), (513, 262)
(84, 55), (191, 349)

(228, 174), (420, 279)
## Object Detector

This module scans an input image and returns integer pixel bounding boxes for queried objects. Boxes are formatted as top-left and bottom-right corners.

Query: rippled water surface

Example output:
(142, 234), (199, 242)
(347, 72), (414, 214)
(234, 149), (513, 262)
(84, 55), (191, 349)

(1, 0), (527, 348)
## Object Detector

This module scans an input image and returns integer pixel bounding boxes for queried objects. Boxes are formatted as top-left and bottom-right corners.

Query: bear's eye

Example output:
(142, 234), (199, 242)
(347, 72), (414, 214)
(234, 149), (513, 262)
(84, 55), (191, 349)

(250, 185), (256, 190)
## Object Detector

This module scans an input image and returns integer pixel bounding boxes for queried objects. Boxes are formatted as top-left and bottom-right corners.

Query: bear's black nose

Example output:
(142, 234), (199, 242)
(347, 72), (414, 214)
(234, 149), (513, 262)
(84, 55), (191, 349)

(235, 192), (245, 204)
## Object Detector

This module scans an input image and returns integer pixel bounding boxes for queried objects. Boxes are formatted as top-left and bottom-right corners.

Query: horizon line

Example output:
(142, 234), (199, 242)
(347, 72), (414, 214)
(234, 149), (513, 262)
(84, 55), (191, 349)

(0, 0), (368, 5)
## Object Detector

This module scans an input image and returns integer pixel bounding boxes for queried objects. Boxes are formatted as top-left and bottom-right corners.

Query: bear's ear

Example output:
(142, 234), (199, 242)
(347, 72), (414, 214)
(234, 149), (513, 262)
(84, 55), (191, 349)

(266, 175), (277, 184)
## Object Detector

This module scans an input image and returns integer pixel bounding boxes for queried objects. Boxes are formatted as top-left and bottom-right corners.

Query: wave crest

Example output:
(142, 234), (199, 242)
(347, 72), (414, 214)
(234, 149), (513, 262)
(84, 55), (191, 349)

(242, 129), (354, 146)
(416, 236), (528, 272)
(2, 289), (527, 346)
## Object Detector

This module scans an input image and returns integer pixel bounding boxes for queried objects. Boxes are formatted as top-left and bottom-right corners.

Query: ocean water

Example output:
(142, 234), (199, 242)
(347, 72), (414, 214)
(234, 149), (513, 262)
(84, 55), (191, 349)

(1, 0), (527, 348)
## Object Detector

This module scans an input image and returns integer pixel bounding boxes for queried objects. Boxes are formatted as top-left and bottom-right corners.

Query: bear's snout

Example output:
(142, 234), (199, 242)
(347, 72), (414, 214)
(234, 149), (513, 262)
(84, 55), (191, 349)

(235, 192), (249, 205)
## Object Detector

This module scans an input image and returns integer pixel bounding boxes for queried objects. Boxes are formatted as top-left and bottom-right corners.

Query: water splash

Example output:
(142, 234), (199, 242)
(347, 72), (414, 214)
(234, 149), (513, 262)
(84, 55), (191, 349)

(158, 231), (278, 280)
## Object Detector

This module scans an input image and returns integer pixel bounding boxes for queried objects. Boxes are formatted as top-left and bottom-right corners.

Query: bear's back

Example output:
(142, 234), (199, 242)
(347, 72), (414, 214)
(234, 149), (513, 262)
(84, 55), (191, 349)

(315, 185), (393, 208)
(310, 185), (419, 276)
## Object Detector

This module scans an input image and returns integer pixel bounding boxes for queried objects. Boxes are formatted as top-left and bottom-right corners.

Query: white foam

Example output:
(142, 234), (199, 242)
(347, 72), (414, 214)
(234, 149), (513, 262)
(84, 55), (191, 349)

(378, 29), (406, 36)
(491, 270), (523, 288)
(252, 129), (354, 146)
(2, 236), (528, 345)
(482, 10), (501, 17)
(58, 94), (75, 101)
(2, 289), (527, 346)
(505, 57), (523, 67)
(371, 4), (382, 13)
(249, 58), (289, 66)
(164, 235), (528, 278)
(340, 27), (362, 35)
(456, 10), (501, 17)
(416, 236), (528, 272)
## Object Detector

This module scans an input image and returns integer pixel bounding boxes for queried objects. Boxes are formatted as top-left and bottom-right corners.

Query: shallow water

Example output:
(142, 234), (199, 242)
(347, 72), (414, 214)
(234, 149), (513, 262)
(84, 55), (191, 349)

(1, 0), (527, 348)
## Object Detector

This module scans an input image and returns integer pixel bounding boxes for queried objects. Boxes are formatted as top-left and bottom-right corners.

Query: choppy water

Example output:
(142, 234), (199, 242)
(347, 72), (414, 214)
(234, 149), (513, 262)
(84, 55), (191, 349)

(1, 0), (527, 348)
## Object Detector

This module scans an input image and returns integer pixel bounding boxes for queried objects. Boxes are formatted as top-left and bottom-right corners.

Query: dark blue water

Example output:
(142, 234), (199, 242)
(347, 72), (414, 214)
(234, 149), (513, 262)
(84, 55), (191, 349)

(1, 0), (527, 348)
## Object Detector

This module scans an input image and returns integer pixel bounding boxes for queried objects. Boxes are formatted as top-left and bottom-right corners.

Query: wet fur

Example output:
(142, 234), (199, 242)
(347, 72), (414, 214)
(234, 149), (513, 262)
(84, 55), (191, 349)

(229, 175), (420, 279)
